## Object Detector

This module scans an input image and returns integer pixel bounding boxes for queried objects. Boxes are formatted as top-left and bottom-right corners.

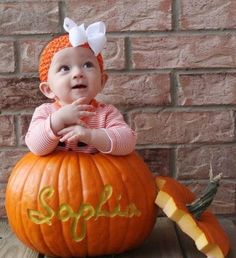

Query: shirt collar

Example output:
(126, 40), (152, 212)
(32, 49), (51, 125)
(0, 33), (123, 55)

(52, 99), (99, 110)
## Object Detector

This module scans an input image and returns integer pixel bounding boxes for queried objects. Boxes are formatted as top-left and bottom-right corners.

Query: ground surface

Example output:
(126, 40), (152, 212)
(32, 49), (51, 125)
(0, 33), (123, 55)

(1, 217), (235, 258)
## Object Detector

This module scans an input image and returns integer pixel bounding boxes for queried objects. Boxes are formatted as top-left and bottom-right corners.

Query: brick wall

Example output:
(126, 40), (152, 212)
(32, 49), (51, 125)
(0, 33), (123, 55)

(0, 0), (236, 217)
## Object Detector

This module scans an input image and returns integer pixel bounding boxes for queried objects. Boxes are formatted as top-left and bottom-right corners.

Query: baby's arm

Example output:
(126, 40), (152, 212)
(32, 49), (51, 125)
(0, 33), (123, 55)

(25, 99), (95, 156)
(102, 106), (136, 155)
(58, 105), (136, 155)
(25, 104), (61, 156)
(58, 125), (111, 152)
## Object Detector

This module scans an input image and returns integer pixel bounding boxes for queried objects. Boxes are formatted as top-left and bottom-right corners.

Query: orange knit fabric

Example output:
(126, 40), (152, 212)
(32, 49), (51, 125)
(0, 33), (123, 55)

(39, 34), (104, 82)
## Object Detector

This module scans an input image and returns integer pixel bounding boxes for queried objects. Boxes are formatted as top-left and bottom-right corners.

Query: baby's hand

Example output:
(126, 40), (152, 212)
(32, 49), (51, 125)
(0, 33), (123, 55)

(51, 98), (95, 134)
(58, 125), (91, 144)
(59, 98), (95, 125)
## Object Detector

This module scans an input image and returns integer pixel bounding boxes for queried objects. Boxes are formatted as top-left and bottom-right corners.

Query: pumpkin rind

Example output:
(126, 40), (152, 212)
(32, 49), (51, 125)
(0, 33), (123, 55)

(155, 176), (230, 258)
(6, 151), (157, 257)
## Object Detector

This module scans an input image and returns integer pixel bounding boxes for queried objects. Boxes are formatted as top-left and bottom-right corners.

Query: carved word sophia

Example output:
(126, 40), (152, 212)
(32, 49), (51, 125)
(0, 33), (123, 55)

(27, 185), (141, 242)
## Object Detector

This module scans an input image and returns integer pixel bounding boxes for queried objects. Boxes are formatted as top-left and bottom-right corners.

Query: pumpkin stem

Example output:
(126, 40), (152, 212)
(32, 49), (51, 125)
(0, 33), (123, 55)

(186, 165), (222, 220)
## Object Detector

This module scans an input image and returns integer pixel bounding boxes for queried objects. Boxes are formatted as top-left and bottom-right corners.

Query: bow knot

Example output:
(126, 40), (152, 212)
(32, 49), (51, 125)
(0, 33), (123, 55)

(63, 17), (106, 56)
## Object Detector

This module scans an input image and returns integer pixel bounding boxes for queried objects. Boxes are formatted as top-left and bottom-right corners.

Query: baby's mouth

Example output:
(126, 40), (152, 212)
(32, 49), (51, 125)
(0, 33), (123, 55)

(72, 84), (87, 89)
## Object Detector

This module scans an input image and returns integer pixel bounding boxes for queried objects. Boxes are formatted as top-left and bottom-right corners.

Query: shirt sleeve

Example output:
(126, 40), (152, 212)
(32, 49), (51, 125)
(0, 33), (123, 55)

(25, 104), (60, 156)
(101, 105), (136, 156)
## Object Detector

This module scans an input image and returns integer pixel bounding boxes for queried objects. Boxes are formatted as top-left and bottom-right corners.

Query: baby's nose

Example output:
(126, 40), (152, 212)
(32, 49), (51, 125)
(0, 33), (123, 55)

(72, 67), (83, 79)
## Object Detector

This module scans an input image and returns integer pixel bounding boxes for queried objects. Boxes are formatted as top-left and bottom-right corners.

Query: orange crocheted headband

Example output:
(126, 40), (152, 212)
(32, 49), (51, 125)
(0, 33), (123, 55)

(39, 18), (106, 82)
(39, 35), (104, 82)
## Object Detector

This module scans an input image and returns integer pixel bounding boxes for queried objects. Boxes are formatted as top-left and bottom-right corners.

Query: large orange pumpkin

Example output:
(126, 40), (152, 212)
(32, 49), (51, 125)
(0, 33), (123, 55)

(5, 151), (157, 257)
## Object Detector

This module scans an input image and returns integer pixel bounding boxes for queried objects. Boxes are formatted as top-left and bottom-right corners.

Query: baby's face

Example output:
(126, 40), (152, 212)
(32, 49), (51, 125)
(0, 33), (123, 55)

(47, 46), (105, 105)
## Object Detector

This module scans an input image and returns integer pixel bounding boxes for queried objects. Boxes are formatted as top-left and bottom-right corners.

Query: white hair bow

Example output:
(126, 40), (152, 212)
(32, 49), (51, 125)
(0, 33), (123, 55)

(63, 17), (106, 56)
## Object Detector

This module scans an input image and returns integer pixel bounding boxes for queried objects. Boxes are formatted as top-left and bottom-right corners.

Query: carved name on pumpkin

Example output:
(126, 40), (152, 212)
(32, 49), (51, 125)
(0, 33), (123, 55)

(27, 185), (141, 242)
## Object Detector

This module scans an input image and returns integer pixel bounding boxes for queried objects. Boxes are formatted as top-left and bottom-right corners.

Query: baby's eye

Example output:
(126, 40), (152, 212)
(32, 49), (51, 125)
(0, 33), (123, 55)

(83, 61), (93, 68)
(59, 65), (70, 72)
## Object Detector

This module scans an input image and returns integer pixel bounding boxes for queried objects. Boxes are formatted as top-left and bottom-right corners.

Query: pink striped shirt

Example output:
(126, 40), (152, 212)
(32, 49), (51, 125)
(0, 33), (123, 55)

(25, 100), (136, 156)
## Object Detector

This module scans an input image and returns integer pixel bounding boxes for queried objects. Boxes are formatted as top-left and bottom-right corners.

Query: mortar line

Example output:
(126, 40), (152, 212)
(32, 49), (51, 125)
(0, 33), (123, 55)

(172, 0), (181, 31)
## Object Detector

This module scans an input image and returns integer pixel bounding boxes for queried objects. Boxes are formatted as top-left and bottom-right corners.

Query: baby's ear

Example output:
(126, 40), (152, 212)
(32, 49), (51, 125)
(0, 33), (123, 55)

(101, 72), (108, 89)
(39, 82), (56, 99)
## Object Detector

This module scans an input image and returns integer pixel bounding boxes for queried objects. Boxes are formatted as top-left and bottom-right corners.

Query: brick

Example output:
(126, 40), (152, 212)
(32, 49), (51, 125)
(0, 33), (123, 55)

(131, 34), (236, 69)
(185, 180), (235, 215)
(177, 73), (236, 105)
(97, 73), (171, 107)
(0, 2), (59, 35)
(0, 150), (27, 184)
(19, 115), (32, 146)
(103, 37), (125, 70)
(0, 115), (16, 146)
(19, 37), (125, 73)
(180, 0), (236, 30)
(20, 39), (49, 73)
(131, 111), (235, 145)
(137, 148), (171, 176)
(0, 78), (47, 110)
(176, 145), (236, 180)
(65, 0), (172, 31)
(0, 42), (15, 73)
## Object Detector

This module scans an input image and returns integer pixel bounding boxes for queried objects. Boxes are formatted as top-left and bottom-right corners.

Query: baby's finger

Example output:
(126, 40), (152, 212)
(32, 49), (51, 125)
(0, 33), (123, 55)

(59, 132), (74, 142)
(72, 97), (88, 105)
(58, 126), (73, 135)
(67, 135), (80, 143)
(77, 111), (96, 117)
(76, 120), (88, 128)
(76, 105), (94, 111)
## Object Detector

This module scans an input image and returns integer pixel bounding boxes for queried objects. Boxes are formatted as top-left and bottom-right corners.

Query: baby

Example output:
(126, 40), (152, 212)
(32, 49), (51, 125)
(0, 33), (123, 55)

(25, 18), (136, 156)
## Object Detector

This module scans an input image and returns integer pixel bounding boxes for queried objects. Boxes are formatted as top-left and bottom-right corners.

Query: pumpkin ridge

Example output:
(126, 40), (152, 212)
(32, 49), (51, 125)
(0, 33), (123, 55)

(8, 152), (30, 182)
(22, 155), (51, 253)
(7, 155), (38, 250)
(58, 152), (85, 257)
(21, 156), (44, 250)
(37, 154), (63, 255)
(111, 154), (145, 251)
(64, 153), (77, 256)
(103, 153), (149, 252)
(100, 155), (136, 252)
(5, 154), (34, 225)
(122, 152), (154, 248)
(90, 154), (112, 255)
(103, 154), (132, 253)
(56, 152), (74, 256)
(92, 154), (116, 254)
(77, 153), (89, 256)
(119, 154), (139, 250)
(125, 153), (157, 239)
(36, 152), (71, 256)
